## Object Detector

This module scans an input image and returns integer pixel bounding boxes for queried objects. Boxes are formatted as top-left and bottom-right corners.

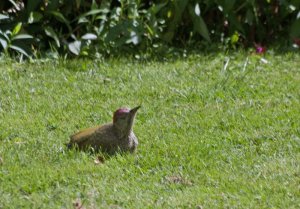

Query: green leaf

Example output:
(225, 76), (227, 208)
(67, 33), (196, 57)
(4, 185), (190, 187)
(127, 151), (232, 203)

(221, 0), (236, 13)
(150, 2), (168, 14)
(49, 11), (68, 23)
(0, 14), (9, 20)
(0, 30), (10, 41)
(195, 16), (211, 42)
(246, 9), (254, 25)
(162, 32), (174, 43)
(46, 0), (60, 11)
(68, 41), (81, 55)
(48, 11), (71, 31)
(195, 3), (201, 16)
(28, 12), (43, 24)
(77, 9), (109, 22)
(0, 37), (8, 49)
(84, 9), (109, 17)
(126, 31), (139, 45)
(81, 33), (97, 40)
(228, 15), (244, 34)
(290, 19), (300, 38)
(78, 16), (88, 23)
(45, 27), (60, 47)
(12, 34), (34, 40)
(95, 15), (107, 21)
(9, 45), (29, 57)
(12, 23), (22, 36)
(105, 21), (131, 43)
(26, 0), (42, 12)
(163, 1), (188, 42)
(75, 0), (82, 8)
(188, 5), (210, 42)
(230, 31), (239, 45)
(145, 24), (154, 36)
(8, 0), (20, 10)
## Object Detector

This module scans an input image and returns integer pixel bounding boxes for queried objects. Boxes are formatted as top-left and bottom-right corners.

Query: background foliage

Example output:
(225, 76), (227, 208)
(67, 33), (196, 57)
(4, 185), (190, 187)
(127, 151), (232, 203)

(1, 0), (300, 58)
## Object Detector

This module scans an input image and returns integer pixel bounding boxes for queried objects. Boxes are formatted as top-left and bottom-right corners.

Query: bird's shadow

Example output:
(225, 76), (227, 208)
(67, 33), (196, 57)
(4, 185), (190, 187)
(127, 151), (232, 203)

(65, 144), (131, 162)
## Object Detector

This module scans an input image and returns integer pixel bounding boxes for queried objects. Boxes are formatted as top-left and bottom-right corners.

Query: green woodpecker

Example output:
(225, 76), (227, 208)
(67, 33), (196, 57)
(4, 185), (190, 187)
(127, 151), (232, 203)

(67, 106), (140, 153)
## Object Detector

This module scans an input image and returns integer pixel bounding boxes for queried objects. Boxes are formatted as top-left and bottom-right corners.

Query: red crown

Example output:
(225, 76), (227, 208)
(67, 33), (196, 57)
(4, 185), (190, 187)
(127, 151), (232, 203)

(113, 108), (130, 122)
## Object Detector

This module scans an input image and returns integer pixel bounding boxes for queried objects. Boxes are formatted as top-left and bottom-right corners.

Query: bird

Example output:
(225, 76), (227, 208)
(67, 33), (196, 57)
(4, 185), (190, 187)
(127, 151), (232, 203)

(67, 106), (140, 153)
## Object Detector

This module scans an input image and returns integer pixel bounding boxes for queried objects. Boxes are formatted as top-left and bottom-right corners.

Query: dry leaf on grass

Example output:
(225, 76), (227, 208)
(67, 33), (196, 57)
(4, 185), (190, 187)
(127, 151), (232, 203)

(108, 204), (123, 209)
(94, 155), (105, 165)
(73, 198), (85, 209)
(165, 175), (193, 186)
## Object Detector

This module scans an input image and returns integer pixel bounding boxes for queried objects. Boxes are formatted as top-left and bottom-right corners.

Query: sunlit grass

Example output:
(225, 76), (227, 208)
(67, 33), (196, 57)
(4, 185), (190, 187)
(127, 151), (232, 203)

(0, 52), (299, 208)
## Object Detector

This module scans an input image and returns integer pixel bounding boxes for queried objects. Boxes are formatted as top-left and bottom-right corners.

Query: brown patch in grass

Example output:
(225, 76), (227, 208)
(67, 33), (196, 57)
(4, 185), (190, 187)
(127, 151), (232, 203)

(73, 198), (85, 209)
(94, 155), (105, 165)
(165, 175), (193, 186)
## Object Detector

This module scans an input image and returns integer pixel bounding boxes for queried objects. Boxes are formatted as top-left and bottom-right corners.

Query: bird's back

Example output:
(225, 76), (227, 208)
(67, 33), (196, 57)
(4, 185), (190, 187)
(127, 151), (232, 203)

(69, 123), (118, 151)
(70, 126), (100, 142)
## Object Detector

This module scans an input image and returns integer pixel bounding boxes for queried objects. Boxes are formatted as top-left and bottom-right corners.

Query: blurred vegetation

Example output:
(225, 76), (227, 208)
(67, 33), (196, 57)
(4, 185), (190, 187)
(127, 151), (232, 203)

(0, 0), (300, 58)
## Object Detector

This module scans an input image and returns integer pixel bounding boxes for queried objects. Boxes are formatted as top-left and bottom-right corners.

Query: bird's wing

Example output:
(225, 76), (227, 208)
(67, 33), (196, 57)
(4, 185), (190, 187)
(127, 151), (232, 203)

(69, 126), (99, 144)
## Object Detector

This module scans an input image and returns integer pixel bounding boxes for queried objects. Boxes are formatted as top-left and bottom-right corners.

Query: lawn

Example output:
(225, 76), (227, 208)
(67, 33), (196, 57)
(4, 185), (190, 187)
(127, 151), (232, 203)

(0, 52), (299, 208)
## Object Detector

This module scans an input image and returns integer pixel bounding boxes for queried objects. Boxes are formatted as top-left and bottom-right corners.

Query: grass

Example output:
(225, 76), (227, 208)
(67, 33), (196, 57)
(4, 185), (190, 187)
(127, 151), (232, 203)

(0, 52), (299, 208)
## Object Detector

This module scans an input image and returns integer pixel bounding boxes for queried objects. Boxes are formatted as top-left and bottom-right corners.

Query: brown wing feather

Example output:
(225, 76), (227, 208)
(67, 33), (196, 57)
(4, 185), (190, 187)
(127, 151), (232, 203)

(67, 123), (119, 151)
(68, 126), (100, 148)
(70, 126), (99, 142)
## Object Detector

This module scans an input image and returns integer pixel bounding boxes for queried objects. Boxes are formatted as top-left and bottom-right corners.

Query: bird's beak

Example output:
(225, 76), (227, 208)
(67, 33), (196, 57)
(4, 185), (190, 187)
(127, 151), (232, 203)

(130, 106), (141, 114)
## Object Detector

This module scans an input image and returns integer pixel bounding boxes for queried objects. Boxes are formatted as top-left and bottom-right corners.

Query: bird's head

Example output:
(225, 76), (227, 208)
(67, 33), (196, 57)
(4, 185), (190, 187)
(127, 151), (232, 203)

(113, 106), (140, 136)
